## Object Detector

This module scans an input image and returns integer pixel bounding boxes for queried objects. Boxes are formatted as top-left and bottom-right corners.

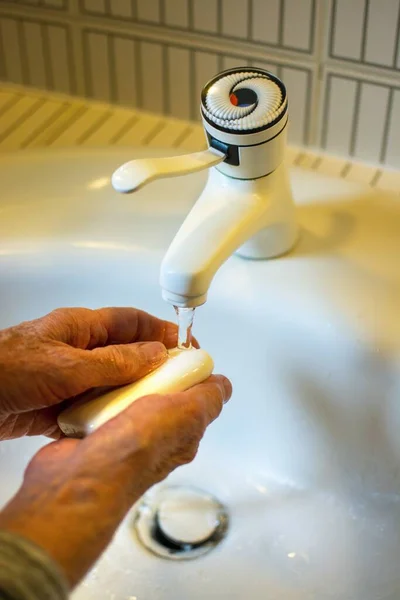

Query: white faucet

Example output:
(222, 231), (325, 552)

(112, 67), (298, 308)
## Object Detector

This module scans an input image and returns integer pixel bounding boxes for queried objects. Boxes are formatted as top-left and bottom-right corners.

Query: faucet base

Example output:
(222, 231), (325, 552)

(236, 161), (298, 260)
(236, 220), (299, 260)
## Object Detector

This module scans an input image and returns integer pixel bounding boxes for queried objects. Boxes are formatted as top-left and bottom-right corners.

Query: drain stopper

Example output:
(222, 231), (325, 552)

(133, 485), (229, 560)
(157, 487), (221, 546)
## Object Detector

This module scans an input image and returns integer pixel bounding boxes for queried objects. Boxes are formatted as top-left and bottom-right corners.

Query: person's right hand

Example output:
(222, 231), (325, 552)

(0, 374), (232, 590)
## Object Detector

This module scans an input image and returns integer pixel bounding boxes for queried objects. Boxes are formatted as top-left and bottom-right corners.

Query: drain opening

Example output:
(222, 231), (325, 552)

(133, 486), (229, 560)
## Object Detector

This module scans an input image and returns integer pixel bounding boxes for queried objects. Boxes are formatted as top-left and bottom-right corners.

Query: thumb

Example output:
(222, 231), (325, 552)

(73, 341), (167, 390)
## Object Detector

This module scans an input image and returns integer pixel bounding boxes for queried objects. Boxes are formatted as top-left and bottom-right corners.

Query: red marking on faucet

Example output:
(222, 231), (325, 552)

(230, 93), (238, 106)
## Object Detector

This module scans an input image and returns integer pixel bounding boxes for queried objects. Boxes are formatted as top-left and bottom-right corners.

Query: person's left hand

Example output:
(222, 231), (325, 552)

(0, 307), (181, 440)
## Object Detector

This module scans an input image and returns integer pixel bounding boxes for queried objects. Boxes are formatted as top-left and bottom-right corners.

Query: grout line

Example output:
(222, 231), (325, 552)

(21, 101), (70, 147)
(312, 156), (323, 169)
(107, 33), (117, 103)
(379, 86), (394, 164)
(42, 22), (54, 90)
(349, 80), (362, 156)
(360, 0), (370, 62)
(17, 19), (29, 85)
(45, 104), (88, 144)
(303, 69), (312, 145)
(134, 39), (143, 108)
(159, 0), (165, 26)
(0, 21), (6, 80)
(131, 0), (137, 20)
(0, 97), (45, 142)
(247, 0), (253, 42)
(216, 0), (222, 36)
(392, 3), (400, 68)
(81, 29), (91, 97)
(141, 120), (166, 145)
(278, 0), (285, 47)
(173, 124), (193, 147)
(0, 93), (22, 117)
(76, 109), (113, 144)
(187, 0), (193, 30)
(294, 152), (305, 166)
(189, 48), (196, 120)
(162, 42), (169, 115)
(109, 114), (139, 143)
(328, 0), (337, 60)
(308, 0), (316, 54)
(340, 162), (351, 178)
(370, 169), (382, 187)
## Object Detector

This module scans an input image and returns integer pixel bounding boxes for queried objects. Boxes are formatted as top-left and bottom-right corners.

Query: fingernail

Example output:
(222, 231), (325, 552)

(139, 342), (167, 365)
(219, 376), (232, 404)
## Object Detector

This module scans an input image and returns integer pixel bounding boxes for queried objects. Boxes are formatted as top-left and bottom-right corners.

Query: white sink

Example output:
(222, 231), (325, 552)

(0, 148), (399, 599)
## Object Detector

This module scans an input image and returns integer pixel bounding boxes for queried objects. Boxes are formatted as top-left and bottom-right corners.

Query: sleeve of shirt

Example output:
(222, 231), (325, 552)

(0, 530), (68, 600)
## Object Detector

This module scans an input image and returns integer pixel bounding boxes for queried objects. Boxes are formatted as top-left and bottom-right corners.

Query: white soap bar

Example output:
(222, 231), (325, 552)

(58, 348), (214, 438)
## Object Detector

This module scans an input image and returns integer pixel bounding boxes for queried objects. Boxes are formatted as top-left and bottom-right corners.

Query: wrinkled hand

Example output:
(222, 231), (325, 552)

(0, 307), (232, 588)
(0, 307), (180, 439)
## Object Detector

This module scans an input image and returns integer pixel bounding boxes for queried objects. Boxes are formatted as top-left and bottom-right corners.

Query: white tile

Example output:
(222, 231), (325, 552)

(250, 60), (279, 76)
(164, 0), (189, 28)
(281, 67), (309, 145)
(47, 24), (72, 94)
(43, 0), (65, 7)
(251, 0), (280, 45)
(283, 0), (313, 51)
(82, 109), (136, 145)
(364, 0), (399, 67)
(83, 0), (106, 14)
(179, 126), (207, 150)
(27, 103), (85, 147)
(23, 21), (47, 88)
(0, 91), (18, 113)
(147, 119), (190, 147)
(315, 155), (348, 178)
(221, 0), (248, 39)
(85, 32), (111, 102)
(331, 0), (365, 60)
(113, 36), (137, 107)
(0, 96), (42, 140)
(324, 75), (357, 156)
(222, 56), (249, 70)
(345, 162), (376, 185)
(140, 42), (164, 114)
(194, 51), (219, 120)
(114, 112), (162, 145)
(167, 47), (191, 120)
(0, 17), (24, 85)
(378, 169), (400, 193)
(354, 82), (389, 163)
(192, 0), (218, 33)
(110, 0), (133, 18)
(385, 90), (400, 169)
(137, 0), (160, 23)
(50, 105), (108, 147)
(0, 99), (64, 150)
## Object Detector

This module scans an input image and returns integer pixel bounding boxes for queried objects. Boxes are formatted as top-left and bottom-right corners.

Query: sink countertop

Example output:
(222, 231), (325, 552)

(0, 81), (399, 196)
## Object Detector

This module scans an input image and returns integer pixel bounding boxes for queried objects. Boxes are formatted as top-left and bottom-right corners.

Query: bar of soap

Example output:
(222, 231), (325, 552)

(58, 347), (214, 438)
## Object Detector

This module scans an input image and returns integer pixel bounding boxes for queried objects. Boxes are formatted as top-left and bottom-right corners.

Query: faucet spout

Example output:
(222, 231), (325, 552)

(160, 164), (297, 308)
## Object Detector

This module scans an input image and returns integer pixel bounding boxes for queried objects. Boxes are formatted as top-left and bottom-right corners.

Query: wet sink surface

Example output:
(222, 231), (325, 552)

(0, 148), (399, 599)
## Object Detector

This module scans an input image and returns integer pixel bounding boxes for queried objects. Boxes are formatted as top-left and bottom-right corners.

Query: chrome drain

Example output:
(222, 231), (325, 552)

(133, 486), (229, 560)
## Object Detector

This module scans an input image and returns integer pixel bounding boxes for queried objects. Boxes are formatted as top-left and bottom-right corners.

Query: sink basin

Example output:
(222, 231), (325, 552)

(0, 147), (399, 599)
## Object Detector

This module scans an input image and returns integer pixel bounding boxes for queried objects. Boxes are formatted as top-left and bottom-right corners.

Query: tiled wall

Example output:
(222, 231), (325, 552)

(0, 0), (399, 169)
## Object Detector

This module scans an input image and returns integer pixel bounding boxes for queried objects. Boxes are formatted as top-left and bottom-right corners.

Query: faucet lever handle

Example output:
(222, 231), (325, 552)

(111, 148), (225, 194)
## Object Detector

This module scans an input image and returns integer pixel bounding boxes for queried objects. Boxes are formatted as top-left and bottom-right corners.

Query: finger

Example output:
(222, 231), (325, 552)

(0, 408), (62, 440)
(72, 341), (168, 391)
(43, 307), (180, 350)
(80, 374), (232, 466)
